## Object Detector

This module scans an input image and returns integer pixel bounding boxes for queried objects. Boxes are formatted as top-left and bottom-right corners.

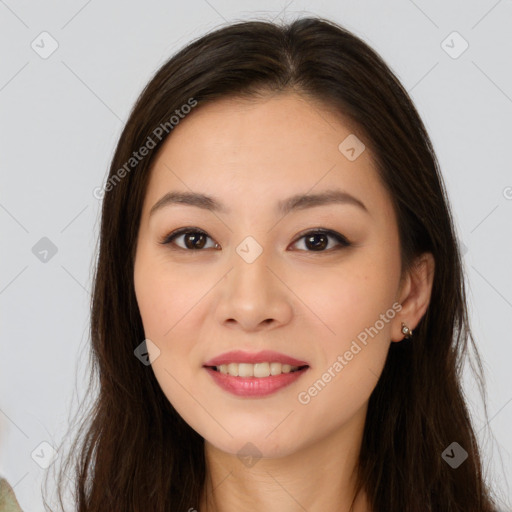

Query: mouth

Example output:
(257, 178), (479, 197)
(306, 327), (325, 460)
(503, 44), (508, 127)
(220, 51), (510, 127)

(202, 350), (310, 397)
(202, 351), (310, 397)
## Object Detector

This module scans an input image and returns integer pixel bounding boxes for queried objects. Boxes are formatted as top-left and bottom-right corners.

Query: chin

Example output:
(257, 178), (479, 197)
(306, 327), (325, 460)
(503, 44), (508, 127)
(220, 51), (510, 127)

(199, 420), (304, 460)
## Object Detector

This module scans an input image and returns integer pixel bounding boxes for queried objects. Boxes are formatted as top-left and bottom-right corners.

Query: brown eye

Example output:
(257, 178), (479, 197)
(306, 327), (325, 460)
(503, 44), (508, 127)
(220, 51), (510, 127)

(161, 228), (219, 250)
(160, 227), (350, 253)
(291, 229), (351, 252)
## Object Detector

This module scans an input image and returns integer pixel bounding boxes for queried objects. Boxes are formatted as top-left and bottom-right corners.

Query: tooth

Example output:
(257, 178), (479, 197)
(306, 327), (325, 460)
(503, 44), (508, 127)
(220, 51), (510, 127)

(253, 362), (270, 378)
(238, 363), (254, 377)
(270, 362), (282, 375)
(213, 362), (305, 377)
(227, 362), (239, 376)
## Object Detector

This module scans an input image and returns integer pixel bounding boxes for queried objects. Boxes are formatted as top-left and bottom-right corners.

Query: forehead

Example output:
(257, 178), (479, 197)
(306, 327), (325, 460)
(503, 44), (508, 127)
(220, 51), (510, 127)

(142, 92), (394, 221)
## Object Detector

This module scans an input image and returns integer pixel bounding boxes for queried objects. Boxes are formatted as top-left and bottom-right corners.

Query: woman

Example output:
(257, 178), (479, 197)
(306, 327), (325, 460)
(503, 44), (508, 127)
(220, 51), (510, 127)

(46, 16), (500, 512)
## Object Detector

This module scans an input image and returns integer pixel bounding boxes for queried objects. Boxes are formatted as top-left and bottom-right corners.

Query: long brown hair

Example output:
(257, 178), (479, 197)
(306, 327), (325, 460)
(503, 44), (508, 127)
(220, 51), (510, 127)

(46, 16), (501, 511)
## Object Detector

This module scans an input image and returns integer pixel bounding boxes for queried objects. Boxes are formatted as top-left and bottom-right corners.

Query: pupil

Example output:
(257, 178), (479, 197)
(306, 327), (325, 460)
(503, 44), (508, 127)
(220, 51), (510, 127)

(186, 233), (206, 249)
(306, 233), (327, 251)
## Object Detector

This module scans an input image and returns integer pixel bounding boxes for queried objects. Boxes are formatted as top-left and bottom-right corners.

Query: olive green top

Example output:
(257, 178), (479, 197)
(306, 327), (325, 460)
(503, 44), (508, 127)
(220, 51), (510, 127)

(0, 478), (23, 512)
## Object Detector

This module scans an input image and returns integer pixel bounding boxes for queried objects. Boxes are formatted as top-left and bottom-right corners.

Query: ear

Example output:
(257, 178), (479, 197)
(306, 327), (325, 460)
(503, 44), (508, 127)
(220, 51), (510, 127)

(391, 252), (435, 342)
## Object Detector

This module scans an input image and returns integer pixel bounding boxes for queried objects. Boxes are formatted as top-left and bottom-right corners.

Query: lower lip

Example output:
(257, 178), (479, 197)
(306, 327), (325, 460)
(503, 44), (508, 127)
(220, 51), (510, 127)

(204, 367), (309, 397)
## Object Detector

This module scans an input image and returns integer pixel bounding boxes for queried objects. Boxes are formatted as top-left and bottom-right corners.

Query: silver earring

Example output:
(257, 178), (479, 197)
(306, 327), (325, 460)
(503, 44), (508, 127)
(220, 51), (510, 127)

(401, 322), (413, 340)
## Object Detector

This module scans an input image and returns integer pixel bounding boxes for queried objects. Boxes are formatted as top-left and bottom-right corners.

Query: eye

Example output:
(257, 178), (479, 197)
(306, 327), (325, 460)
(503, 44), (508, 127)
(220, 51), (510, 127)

(290, 228), (351, 252)
(159, 227), (220, 250)
(160, 227), (351, 252)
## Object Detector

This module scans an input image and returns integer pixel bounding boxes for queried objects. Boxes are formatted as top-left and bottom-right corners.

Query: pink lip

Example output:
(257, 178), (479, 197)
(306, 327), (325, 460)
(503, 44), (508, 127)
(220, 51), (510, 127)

(203, 350), (309, 367)
(204, 367), (309, 397)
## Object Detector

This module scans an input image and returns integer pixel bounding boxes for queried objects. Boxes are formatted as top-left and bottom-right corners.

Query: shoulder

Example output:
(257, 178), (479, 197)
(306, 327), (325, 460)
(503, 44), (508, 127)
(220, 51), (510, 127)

(0, 478), (23, 512)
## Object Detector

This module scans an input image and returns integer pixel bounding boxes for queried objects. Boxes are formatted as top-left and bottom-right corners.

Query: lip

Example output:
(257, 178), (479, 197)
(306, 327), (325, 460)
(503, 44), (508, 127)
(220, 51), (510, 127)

(203, 350), (309, 367)
(204, 366), (310, 397)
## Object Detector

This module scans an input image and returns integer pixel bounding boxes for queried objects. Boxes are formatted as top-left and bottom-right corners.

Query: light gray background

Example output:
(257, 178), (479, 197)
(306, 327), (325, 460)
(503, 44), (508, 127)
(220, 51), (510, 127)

(1, 1), (511, 510)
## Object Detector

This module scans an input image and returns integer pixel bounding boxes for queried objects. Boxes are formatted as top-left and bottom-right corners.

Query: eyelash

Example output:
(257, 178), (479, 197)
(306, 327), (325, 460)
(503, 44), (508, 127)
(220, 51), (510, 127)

(159, 227), (352, 253)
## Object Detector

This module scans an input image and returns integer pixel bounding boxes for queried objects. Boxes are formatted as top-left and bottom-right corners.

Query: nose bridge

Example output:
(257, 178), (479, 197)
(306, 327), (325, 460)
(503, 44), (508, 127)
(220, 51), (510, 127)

(229, 235), (275, 302)
(215, 235), (292, 330)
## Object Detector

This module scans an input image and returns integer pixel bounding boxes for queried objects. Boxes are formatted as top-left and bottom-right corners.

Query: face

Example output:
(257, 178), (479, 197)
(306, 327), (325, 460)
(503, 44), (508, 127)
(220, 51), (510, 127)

(133, 92), (405, 458)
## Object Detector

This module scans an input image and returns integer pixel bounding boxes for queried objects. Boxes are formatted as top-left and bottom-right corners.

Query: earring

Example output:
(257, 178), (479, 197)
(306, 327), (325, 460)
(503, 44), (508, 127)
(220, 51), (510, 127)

(401, 322), (413, 340)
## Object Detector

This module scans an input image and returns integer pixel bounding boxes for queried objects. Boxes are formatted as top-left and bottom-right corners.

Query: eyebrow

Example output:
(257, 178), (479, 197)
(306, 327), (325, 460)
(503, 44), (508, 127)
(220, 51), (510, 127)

(149, 189), (369, 217)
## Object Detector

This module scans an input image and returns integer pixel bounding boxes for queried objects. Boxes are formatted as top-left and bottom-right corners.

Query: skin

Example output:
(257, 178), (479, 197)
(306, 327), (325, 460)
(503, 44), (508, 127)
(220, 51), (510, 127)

(133, 91), (435, 512)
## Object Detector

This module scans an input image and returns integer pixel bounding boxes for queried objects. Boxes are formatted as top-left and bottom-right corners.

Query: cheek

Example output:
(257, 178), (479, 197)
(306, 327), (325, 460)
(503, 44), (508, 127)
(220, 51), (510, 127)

(292, 252), (399, 406)
(294, 273), (394, 427)
(134, 248), (207, 340)
(297, 258), (398, 343)
(133, 249), (212, 407)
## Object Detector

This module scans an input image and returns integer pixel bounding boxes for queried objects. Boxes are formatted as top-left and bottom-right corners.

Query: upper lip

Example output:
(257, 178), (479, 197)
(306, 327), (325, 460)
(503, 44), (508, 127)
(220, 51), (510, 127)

(203, 350), (309, 367)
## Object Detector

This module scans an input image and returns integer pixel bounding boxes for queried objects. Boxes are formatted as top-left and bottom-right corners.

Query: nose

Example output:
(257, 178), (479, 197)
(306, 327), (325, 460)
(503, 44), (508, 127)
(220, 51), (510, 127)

(214, 247), (294, 332)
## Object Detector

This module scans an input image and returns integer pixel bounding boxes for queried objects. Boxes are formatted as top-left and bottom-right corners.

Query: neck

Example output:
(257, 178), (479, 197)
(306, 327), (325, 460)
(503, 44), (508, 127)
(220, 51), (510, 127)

(198, 404), (369, 512)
